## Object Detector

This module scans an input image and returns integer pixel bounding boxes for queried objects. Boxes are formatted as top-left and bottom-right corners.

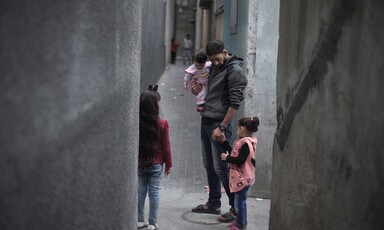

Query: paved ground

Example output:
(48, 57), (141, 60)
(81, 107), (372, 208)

(145, 59), (271, 229)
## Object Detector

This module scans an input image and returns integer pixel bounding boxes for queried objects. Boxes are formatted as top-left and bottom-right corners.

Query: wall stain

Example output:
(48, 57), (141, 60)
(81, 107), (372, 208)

(275, 0), (356, 151)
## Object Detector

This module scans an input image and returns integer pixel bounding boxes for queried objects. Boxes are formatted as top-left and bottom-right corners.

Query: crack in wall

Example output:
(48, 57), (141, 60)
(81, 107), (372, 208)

(275, 0), (356, 151)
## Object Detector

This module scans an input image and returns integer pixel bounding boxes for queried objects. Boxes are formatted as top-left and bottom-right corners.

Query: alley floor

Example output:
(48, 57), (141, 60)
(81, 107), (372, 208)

(146, 59), (271, 230)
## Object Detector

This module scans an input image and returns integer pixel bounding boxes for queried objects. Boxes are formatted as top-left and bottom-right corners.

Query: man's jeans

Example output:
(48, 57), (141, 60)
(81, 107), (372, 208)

(138, 164), (163, 225)
(234, 186), (250, 228)
(201, 118), (234, 209)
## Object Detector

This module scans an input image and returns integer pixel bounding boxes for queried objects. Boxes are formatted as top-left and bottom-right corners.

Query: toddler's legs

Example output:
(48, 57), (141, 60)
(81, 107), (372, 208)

(195, 85), (206, 112)
(234, 186), (250, 229)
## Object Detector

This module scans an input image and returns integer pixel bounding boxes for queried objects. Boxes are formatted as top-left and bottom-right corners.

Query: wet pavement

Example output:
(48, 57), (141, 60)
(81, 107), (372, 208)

(148, 59), (270, 229)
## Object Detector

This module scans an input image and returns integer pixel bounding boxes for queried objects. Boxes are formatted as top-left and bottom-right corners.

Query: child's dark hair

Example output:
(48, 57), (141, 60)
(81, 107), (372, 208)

(238, 116), (259, 133)
(192, 49), (208, 63)
(206, 40), (224, 56)
(139, 86), (161, 163)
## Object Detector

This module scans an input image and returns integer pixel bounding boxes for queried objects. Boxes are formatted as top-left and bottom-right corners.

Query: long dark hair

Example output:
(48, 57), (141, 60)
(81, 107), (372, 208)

(139, 87), (161, 163)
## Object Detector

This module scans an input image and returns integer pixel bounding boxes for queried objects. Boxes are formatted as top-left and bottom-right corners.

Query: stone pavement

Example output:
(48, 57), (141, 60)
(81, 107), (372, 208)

(148, 59), (270, 229)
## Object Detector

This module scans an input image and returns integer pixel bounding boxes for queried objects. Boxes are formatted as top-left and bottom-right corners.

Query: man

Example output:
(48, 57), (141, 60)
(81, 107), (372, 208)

(182, 34), (193, 65)
(191, 40), (247, 223)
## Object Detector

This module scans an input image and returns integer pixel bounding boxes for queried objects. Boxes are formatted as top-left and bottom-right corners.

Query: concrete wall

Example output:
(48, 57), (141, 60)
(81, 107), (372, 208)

(270, 0), (384, 229)
(141, 0), (166, 91)
(222, 0), (279, 198)
(243, 0), (279, 198)
(0, 1), (141, 229)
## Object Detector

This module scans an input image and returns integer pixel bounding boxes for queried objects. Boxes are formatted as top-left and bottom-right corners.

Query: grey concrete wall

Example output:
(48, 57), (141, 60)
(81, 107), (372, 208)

(0, 1), (141, 230)
(270, 0), (384, 229)
(141, 0), (166, 91)
(222, 0), (279, 198)
(244, 0), (279, 198)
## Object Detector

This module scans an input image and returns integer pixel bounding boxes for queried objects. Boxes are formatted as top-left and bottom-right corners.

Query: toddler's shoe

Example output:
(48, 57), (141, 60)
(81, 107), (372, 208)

(137, 220), (148, 229)
(147, 223), (158, 230)
(228, 221), (236, 228)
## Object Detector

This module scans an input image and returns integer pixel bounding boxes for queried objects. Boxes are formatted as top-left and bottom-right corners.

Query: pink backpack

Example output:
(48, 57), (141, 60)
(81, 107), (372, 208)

(228, 137), (257, 193)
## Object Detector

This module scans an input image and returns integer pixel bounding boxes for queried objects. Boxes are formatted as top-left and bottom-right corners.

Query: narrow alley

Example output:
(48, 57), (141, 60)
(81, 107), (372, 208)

(1, 1), (383, 230)
(154, 60), (270, 229)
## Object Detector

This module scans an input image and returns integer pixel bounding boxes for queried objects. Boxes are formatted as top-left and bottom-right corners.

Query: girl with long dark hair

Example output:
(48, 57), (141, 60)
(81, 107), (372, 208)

(138, 85), (172, 230)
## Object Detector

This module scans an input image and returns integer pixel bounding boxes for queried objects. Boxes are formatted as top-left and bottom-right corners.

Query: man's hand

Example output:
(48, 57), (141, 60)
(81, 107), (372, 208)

(211, 128), (225, 142)
(191, 83), (203, 95)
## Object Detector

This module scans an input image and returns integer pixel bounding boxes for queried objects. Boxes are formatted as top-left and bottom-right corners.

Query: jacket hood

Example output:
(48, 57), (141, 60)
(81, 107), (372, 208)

(225, 54), (243, 66)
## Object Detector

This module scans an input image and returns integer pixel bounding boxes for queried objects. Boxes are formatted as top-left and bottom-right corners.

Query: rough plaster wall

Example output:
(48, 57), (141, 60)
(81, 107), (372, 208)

(244, 0), (279, 198)
(141, 0), (166, 92)
(270, 0), (384, 229)
(0, 1), (141, 229)
(222, 0), (279, 198)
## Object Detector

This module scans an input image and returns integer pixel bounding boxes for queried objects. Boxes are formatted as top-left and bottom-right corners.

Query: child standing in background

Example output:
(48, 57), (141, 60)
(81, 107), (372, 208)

(182, 34), (193, 64)
(220, 116), (259, 230)
(138, 85), (172, 230)
(170, 38), (179, 64)
(184, 49), (211, 112)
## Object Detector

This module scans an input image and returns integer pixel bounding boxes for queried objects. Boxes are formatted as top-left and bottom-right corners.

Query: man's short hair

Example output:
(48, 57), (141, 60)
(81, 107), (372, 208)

(206, 40), (224, 56)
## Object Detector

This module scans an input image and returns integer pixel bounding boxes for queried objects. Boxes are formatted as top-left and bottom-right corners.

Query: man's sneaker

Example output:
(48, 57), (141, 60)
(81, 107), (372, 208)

(137, 220), (148, 229)
(147, 224), (158, 230)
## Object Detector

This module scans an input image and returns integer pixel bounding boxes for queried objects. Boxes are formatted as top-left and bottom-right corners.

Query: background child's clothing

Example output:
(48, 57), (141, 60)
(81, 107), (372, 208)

(171, 40), (180, 64)
(182, 37), (193, 64)
(184, 61), (211, 107)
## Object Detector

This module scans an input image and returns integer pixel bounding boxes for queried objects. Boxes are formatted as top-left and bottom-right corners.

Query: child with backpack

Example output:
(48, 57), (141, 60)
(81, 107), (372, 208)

(220, 116), (259, 230)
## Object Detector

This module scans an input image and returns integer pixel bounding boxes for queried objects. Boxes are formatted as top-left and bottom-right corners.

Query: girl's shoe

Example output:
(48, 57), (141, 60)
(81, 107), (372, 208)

(137, 220), (148, 229)
(230, 225), (241, 230)
(147, 223), (158, 230)
(229, 224), (247, 230)
(228, 221), (235, 228)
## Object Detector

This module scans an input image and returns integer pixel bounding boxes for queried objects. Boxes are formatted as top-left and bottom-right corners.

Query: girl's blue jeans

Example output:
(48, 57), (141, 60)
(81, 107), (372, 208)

(138, 164), (163, 225)
(234, 186), (250, 228)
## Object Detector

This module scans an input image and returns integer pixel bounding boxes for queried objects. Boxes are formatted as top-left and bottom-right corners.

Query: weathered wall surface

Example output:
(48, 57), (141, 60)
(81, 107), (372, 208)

(244, 0), (279, 198)
(0, 1), (141, 229)
(270, 0), (384, 229)
(223, 0), (279, 198)
(141, 0), (166, 91)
